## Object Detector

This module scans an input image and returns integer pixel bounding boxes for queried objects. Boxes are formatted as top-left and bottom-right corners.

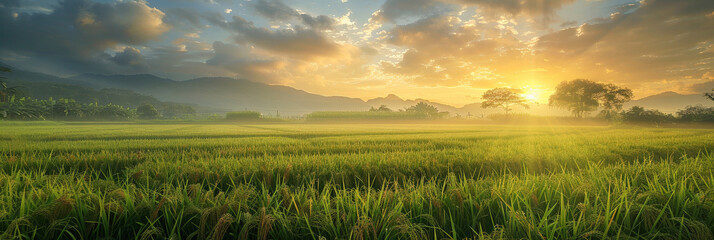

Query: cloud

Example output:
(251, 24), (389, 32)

(221, 15), (343, 59)
(206, 41), (286, 83)
(535, 0), (714, 92)
(252, 0), (336, 30)
(377, 0), (714, 97)
(0, 0), (169, 74)
(374, 0), (576, 24)
(376, 0), (452, 23)
(381, 15), (526, 87)
(453, 0), (576, 21)
(111, 47), (145, 67)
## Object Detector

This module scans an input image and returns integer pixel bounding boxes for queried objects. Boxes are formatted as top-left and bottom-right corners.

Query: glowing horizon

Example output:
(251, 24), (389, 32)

(0, 0), (712, 106)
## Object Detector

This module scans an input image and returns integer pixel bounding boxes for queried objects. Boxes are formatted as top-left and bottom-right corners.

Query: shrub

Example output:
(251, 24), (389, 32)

(306, 111), (431, 120)
(226, 111), (262, 120)
(622, 106), (675, 123)
(137, 104), (160, 119)
(677, 105), (714, 122)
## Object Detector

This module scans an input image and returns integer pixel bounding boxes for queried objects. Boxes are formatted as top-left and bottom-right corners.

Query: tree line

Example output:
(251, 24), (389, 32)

(480, 79), (714, 123)
(0, 67), (195, 120)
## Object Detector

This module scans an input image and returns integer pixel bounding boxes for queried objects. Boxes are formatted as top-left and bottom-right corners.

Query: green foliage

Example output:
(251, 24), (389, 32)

(307, 111), (430, 120)
(0, 97), (137, 121)
(0, 124), (713, 239)
(549, 79), (632, 118)
(481, 88), (529, 114)
(405, 102), (448, 119)
(677, 105), (714, 122)
(621, 106), (675, 123)
(226, 111), (262, 120)
(137, 104), (160, 119)
(308, 103), (448, 121)
(0, 68), (26, 103)
(158, 102), (196, 118)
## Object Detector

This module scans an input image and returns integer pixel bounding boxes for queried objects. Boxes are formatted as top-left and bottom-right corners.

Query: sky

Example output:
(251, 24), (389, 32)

(0, 0), (713, 106)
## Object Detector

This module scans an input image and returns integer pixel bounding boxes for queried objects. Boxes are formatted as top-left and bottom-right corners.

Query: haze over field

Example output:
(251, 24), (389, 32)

(1, 0), (713, 111)
(3, 1), (714, 239)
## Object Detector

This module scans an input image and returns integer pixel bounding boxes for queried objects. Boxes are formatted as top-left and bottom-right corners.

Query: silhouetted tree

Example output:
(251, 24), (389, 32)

(406, 102), (439, 116)
(705, 88), (714, 101)
(369, 105), (393, 112)
(549, 79), (632, 118)
(137, 104), (160, 119)
(622, 106), (674, 124)
(481, 88), (529, 114)
(404, 102), (450, 119)
(599, 84), (633, 118)
(678, 105), (714, 122)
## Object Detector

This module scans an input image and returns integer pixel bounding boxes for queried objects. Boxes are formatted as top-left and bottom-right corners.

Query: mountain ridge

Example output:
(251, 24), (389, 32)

(2, 63), (712, 116)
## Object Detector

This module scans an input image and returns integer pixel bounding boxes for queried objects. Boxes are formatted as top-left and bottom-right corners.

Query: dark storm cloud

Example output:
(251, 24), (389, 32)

(0, 0), (169, 74)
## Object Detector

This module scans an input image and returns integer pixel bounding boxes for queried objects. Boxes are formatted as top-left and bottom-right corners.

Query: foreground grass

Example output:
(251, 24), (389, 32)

(1, 123), (713, 239)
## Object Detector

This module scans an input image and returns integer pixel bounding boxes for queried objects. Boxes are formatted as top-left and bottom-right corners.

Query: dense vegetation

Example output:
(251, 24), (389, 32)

(309, 102), (449, 121)
(226, 111), (263, 120)
(0, 97), (195, 121)
(1, 123), (713, 239)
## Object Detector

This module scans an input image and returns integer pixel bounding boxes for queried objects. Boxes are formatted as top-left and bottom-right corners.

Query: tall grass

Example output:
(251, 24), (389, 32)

(0, 123), (713, 239)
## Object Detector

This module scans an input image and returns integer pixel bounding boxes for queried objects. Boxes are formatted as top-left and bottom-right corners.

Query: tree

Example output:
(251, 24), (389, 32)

(677, 105), (714, 122)
(480, 88), (529, 114)
(621, 106), (674, 124)
(705, 88), (714, 101)
(137, 104), (160, 119)
(406, 102), (439, 116)
(369, 105), (393, 112)
(0, 67), (24, 103)
(404, 102), (450, 119)
(599, 83), (633, 118)
(549, 79), (632, 118)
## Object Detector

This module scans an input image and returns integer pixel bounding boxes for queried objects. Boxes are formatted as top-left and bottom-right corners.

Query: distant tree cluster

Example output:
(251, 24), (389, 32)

(548, 79), (633, 118)
(311, 102), (449, 121)
(405, 102), (449, 119)
(226, 111), (262, 120)
(1, 97), (138, 120)
(620, 105), (714, 124)
(369, 105), (393, 112)
(0, 68), (195, 121)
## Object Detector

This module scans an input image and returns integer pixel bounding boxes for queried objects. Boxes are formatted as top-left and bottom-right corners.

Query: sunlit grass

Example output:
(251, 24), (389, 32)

(0, 122), (713, 239)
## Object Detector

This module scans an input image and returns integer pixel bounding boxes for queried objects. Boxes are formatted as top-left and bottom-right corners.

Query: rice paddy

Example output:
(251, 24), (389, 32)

(1, 122), (714, 239)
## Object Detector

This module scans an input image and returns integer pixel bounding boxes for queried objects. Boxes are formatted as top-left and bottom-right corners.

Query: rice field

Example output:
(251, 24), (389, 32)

(1, 122), (714, 239)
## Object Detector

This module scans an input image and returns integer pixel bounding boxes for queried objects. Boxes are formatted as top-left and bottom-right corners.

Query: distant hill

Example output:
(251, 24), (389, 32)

(3, 62), (711, 116)
(69, 73), (174, 90)
(625, 91), (714, 113)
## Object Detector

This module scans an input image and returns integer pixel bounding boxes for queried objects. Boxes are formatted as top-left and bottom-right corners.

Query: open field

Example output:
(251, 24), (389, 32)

(1, 122), (714, 239)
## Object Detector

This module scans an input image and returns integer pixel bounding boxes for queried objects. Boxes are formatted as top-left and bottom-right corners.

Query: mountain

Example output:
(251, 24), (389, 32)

(69, 73), (174, 90)
(5, 62), (709, 116)
(143, 77), (368, 115)
(366, 94), (460, 113)
(625, 91), (714, 113)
